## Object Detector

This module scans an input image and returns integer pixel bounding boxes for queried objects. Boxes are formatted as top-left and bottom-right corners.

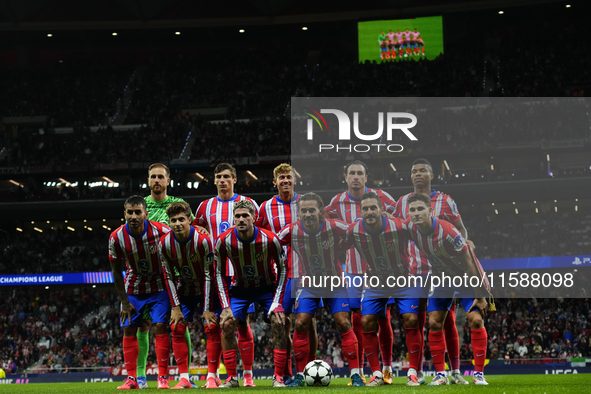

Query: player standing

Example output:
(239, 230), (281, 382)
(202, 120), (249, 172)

(214, 200), (288, 388)
(278, 193), (365, 387)
(394, 158), (472, 384)
(158, 201), (221, 389)
(192, 163), (260, 387)
(412, 29), (424, 56)
(324, 160), (397, 384)
(255, 163), (313, 383)
(378, 31), (388, 60)
(139, 163), (198, 388)
(343, 193), (421, 386)
(108, 196), (175, 390)
(406, 193), (490, 385)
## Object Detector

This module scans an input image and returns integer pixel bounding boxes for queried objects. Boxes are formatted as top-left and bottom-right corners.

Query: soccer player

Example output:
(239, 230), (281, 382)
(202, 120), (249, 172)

(394, 158), (472, 384)
(406, 193), (490, 386)
(278, 193), (365, 387)
(378, 31), (388, 60)
(412, 29), (424, 56)
(108, 195), (175, 390)
(192, 162), (259, 387)
(324, 160), (397, 384)
(343, 192), (421, 386)
(139, 162), (199, 388)
(403, 29), (413, 57)
(255, 163), (313, 383)
(214, 200), (288, 388)
(158, 201), (222, 389)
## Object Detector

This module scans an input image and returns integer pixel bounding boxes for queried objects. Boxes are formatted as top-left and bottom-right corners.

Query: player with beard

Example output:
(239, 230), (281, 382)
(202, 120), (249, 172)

(214, 200), (288, 388)
(394, 158), (473, 384)
(325, 160), (397, 384)
(138, 163), (199, 388)
(343, 193), (421, 386)
(278, 193), (365, 387)
(406, 193), (490, 385)
(109, 196), (176, 390)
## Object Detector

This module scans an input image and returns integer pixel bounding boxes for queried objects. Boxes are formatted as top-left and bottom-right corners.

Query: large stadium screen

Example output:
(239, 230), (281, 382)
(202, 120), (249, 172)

(358, 16), (443, 63)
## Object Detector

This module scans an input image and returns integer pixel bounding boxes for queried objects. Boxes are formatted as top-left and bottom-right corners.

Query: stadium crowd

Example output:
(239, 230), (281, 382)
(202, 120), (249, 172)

(2, 286), (590, 374)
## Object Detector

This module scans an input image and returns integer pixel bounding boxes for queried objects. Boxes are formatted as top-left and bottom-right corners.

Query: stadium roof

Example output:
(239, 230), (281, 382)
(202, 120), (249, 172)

(0, 0), (566, 30)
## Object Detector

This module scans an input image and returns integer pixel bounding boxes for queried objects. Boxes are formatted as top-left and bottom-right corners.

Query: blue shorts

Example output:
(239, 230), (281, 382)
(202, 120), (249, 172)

(230, 287), (277, 322)
(121, 291), (170, 327)
(386, 274), (430, 305)
(427, 289), (478, 313)
(245, 276), (297, 314)
(362, 289), (420, 317)
(295, 287), (349, 316)
(345, 272), (364, 309)
(282, 278), (297, 314)
(179, 295), (223, 322)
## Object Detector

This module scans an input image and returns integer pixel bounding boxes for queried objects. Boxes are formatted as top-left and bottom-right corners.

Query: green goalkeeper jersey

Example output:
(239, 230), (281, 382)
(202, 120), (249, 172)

(144, 195), (194, 225)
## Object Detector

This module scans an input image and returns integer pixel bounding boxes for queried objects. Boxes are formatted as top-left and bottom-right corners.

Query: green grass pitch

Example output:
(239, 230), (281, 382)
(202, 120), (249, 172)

(2, 375), (588, 393)
(358, 16), (444, 63)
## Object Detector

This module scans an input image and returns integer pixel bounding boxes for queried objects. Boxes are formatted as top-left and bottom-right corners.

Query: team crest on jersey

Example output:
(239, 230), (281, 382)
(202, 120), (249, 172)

(386, 242), (396, 252)
(255, 253), (264, 262)
(190, 254), (200, 263)
(322, 240), (333, 250)
(149, 244), (158, 254)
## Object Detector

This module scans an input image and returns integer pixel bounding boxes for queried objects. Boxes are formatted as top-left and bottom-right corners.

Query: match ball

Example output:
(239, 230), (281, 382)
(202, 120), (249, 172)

(303, 360), (333, 386)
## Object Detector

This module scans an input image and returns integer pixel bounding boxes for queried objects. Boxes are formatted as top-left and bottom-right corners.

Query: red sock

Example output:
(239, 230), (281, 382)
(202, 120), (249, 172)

(238, 326), (254, 370)
(378, 310), (393, 366)
(471, 328), (488, 373)
(308, 324), (318, 363)
(205, 323), (222, 374)
(422, 48), (425, 53)
(123, 336), (139, 378)
(284, 327), (292, 377)
(429, 330), (446, 373)
(418, 311), (426, 371)
(155, 334), (170, 377)
(293, 331), (309, 373)
(223, 349), (238, 377)
(362, 331), (380, 373)
(341, 329), (359, 370)
(444, 305), (460, 370)
(171, 324), (189, 374)
(351, 313), (364, 369)
(405, 327), (421, 370)
(274, 349), (287, 377)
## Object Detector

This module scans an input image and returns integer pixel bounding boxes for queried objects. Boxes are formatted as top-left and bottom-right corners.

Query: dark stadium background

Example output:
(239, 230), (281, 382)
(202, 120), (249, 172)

(0, 0), (589, 377)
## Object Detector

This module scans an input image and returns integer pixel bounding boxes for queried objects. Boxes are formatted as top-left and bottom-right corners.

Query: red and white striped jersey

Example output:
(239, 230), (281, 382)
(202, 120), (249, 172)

(192, 194), (260, 275)
(277, 219), (349, 284)
(108, 220), (174, 295)
(343, 217), (411, 282)
(158, 226), (214, 309)
(255, 193), (300, 278)
(214, 227), (286, 309)
(395, 189), (461, 275)
(406, 218), (490, 291)
(325, 188), (397, 274)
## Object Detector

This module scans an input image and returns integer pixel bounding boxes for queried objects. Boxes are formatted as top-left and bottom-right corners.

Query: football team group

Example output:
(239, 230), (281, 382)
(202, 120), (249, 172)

(109, 159), (492, 389)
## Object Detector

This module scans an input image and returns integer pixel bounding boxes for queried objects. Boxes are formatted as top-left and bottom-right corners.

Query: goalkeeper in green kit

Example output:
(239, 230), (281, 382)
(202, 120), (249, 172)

(135, 163), (201, 388)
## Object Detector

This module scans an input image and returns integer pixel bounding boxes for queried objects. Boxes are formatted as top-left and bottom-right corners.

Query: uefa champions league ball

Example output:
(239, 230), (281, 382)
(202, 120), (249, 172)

(303, 360), (333, 386)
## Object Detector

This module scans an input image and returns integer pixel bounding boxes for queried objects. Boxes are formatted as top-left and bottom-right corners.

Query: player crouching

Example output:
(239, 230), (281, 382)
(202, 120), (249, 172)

(215, 200), (289, 388)
(158, 201), (223, 389)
